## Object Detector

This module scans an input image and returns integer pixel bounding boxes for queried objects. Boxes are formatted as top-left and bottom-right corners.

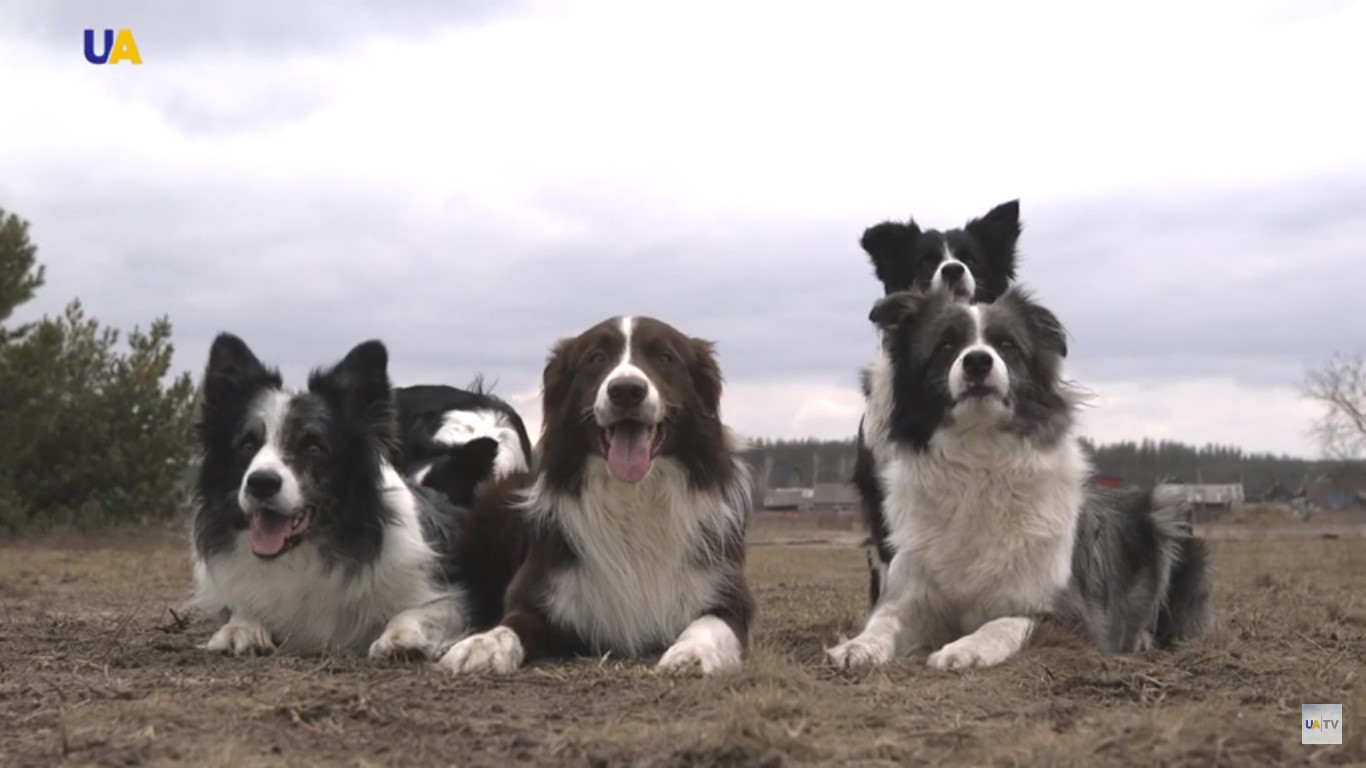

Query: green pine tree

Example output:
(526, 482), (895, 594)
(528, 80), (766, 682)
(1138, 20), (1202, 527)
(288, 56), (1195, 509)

(0, 208), (197, 532)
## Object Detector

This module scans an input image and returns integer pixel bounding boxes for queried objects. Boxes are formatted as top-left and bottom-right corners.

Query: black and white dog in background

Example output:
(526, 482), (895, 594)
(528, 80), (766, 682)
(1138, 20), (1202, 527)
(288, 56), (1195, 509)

(395, 383), (533, 507)
(828, 287), (1212, 671)
(190, 334), (516, 658)
(854, 200), (1023, 604)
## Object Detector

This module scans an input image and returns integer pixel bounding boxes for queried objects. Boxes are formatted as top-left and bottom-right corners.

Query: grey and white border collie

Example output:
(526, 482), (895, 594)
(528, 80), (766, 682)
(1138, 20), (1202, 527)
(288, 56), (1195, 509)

(190, 334), (512, 658)
(828, 288), (1212, 671)
(437, 316), (755, 676)
(394, 383), (533, 507)
(854, 200), (1024, 603)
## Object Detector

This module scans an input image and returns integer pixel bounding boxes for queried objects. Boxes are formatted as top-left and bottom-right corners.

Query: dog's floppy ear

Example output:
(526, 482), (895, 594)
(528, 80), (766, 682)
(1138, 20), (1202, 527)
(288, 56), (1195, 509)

(540, 337), (576, 433)
(1002, 286), (1069, 358)
(868, 290), (928, 331)
(860, 220), (922, 293)
(965, 199), (1022, 279)
(310, 339), (395, 430)
(689, 337), (724, 418)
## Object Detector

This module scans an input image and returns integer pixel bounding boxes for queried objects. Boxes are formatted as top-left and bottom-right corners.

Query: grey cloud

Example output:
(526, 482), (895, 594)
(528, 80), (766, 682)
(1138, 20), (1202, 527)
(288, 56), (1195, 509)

(9, 0), (532, 56)
(4, 161), (1363, 433)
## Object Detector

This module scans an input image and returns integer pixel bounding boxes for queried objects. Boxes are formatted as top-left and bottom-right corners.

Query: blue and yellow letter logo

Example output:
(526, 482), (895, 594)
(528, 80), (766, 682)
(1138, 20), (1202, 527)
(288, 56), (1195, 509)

(84, 29), (142, 65)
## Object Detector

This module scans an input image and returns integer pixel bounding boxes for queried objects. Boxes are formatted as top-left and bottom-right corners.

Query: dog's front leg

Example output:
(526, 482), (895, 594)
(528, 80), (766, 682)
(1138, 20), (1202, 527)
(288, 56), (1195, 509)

(927, 616), (1036, 670)
(201, 615), (275, 656)
(826, 550), (918, 670)
(658, 614), (745, 675)
(369, 596), (466, 660)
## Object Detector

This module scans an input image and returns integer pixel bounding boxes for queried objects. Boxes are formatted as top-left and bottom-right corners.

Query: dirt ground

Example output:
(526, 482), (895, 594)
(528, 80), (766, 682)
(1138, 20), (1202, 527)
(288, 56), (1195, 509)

(1, 521), (1363, 767)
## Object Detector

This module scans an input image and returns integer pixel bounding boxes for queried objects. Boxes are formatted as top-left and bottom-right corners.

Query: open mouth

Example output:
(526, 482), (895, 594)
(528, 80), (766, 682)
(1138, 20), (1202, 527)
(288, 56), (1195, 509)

(248, 506), (312, 559)
(598, 419), (666, 484)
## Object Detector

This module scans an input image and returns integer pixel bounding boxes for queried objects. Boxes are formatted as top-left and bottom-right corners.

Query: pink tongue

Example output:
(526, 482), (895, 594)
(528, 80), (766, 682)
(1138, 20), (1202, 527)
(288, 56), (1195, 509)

(249, 514), (291, 557)
(607, 424), (653, 484)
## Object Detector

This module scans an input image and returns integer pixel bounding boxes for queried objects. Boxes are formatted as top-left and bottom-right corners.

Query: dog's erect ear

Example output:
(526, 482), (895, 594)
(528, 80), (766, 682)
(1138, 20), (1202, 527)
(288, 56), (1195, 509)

(868, 290), (928, 331)
(860, 220), (922, 292)
(689, 337), (724, 418)
(310, 339), (394, 424)
(202, 332), (281, 407)
(965, 200), (1022, 277)
(1002, 286), (1069, 358)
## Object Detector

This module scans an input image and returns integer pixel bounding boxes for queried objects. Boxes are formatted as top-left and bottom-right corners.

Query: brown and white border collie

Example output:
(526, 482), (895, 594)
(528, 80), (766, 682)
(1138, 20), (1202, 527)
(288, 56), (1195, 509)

(437, 316), (755, 676)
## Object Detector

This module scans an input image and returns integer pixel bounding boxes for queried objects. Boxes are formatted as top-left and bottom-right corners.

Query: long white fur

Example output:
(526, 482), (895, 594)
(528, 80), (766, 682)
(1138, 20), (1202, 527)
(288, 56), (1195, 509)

(194, 406), (467, 657)
(829, 306), (1087, 670)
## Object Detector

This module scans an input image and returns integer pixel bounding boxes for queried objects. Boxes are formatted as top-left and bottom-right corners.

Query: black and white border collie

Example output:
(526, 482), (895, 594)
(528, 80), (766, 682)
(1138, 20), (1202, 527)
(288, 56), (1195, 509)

(828, 288), (1212, 671)
(859, 199), (1021, 301)
(394, 383), (533, 507)
(437, 316), (755, 676)
(190, 334), (496, 658)
(854, 200), (1024, 604)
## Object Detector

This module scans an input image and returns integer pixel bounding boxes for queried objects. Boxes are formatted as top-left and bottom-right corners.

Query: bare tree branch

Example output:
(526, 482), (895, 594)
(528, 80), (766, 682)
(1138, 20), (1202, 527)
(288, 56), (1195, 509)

(1303, 352), (1366, 460)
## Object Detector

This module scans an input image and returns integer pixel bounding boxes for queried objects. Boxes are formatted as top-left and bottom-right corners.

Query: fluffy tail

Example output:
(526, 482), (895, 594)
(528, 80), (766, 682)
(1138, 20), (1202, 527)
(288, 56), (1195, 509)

(1148, 488), (1215, 649)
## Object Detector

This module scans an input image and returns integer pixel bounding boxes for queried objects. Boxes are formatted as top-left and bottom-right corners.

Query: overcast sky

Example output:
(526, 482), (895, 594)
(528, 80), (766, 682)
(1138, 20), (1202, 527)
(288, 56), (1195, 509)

(2, 0), (1363, 456)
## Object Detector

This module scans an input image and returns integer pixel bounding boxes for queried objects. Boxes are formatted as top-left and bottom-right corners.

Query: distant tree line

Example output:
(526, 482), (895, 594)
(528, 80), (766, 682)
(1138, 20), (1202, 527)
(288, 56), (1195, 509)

(743, 436), (1362, 501)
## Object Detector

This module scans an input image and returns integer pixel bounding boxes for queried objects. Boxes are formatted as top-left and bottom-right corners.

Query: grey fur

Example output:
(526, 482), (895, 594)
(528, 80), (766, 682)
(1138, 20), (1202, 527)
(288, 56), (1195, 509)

(1058, 485), (1214, 652)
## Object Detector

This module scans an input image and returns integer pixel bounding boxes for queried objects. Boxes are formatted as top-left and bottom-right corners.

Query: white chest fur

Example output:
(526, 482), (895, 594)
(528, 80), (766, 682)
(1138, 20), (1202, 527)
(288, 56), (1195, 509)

(193, 465), (451, 654)
(539, 458), (741, 657)
(879, 428), (1087, 626)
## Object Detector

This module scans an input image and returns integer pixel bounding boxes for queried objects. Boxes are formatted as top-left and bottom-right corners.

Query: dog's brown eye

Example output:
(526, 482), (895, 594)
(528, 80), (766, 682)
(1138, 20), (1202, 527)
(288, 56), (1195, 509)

(588, 351), (608, 365)
(237, 438), (259, 456)
(997, 339), (1017, 352)
(304, 438), (327, 457)
(657, 352), (675, 366)
(937, 341), (956, 355)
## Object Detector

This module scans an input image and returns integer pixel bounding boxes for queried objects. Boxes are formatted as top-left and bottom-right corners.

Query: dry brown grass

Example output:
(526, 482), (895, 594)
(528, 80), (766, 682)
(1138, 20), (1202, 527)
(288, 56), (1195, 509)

(1, 523), (1363, 767)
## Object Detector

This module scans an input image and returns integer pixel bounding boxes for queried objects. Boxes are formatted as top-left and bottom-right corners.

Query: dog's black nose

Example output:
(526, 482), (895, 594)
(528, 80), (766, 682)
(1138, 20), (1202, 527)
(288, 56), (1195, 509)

(940, 262), (966, 283)
(607, 377), (649, 407)
(245, 470), (283, 500)
(961, 350), (993, 379)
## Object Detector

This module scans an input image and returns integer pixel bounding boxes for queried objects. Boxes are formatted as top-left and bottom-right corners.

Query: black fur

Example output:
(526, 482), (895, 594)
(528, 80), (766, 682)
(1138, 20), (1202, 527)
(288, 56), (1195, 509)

(860, 200), (1021, 299)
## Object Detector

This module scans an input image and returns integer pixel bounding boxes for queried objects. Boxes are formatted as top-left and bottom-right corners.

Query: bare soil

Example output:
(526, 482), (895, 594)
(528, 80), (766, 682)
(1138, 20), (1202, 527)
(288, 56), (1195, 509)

(1, 522), (1363, 767)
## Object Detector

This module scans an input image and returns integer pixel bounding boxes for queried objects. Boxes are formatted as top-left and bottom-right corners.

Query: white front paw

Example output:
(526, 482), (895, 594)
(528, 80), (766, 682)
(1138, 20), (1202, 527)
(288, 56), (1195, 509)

(658, 637), (741, 676)
(436, 627), (524, 675)
(928, 635), (998, 670)
(202, 620), (275, 656)
(368, 624), (432, 660)
(826, 634), (894, 670)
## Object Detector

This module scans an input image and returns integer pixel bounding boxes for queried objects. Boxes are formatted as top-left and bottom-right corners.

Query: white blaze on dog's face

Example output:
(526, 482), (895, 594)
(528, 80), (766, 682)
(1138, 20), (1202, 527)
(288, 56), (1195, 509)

(947, 305), (1012, 415)
(930, 242), (978, 301)
(235, 389), (311, 558)
(592, 316), (666, 483)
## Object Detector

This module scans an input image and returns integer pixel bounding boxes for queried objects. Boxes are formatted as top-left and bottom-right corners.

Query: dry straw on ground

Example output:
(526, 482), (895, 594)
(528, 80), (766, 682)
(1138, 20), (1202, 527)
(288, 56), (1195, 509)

(1, 522), (1362, 767)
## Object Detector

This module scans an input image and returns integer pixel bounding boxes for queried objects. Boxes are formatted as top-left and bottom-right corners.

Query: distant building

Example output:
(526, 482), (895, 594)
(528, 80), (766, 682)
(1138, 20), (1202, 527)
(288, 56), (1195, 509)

(1305, 474), (1366, 511)
(762, 487), (813, 511)
(811, 482), (858, 512)
(1091, 474), (1125, 489)
(762, 483), (858, 513)
(1157, 483), (1244, 522)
